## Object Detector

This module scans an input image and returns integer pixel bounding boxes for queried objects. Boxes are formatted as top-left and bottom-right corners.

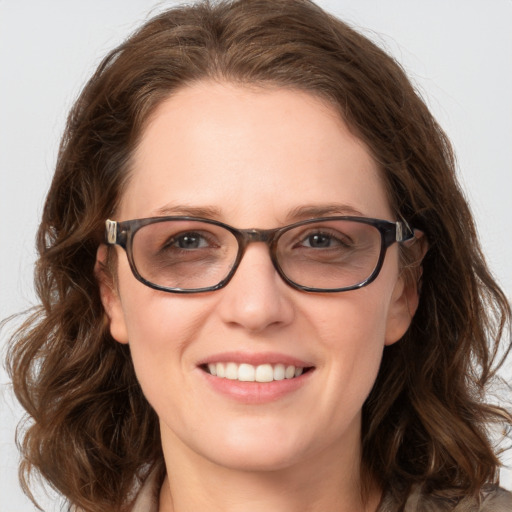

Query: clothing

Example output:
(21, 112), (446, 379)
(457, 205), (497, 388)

(130, 471), (512, 511)
(131, 468), (159, 511)
(379, 484), (512, 512)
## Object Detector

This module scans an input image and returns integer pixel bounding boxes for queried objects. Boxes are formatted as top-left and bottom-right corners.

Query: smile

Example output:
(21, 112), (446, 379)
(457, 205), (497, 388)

(205, 362), (307, 382)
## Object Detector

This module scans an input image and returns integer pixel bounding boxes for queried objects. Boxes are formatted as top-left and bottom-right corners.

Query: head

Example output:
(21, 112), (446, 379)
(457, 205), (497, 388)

(8, 1), (510, 510)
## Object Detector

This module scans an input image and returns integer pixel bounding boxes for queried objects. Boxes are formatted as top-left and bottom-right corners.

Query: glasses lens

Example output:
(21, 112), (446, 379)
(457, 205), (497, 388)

(276, 219), (382, 290)
(131, 220), (238, 290)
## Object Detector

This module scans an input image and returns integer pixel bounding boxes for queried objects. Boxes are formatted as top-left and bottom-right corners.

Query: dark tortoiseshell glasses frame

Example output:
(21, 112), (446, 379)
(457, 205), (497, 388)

(105, 215), (415, 294)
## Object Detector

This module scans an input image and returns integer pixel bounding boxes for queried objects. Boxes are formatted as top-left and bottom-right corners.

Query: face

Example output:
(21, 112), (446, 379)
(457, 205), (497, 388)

(99, 82), (417, 476)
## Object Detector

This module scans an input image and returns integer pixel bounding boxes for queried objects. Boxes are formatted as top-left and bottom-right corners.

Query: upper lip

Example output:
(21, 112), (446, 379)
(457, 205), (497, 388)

(196, 351), (314, 368)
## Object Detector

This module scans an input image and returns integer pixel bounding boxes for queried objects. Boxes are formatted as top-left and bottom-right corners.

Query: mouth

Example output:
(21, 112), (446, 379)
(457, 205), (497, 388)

(202, 362), (313, 383)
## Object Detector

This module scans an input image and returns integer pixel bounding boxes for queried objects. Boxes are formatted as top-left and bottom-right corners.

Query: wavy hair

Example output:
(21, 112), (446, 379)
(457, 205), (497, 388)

(5, 0), (511, 510)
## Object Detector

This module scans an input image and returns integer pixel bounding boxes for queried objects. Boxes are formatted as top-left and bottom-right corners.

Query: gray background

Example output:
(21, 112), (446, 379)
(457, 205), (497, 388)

(1, 0), (511, 510)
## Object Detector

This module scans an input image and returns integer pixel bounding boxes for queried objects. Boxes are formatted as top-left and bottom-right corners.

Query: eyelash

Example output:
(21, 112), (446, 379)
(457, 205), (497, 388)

(296, 230), (353, 249)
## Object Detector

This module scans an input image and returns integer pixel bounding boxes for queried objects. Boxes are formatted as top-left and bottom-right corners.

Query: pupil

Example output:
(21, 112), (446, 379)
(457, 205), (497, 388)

(178, 234), (199, 249)
(309, 234), (330, 247)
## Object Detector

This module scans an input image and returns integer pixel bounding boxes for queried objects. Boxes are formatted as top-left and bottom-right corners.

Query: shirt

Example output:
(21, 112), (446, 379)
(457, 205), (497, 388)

(130, 471), (512, 512)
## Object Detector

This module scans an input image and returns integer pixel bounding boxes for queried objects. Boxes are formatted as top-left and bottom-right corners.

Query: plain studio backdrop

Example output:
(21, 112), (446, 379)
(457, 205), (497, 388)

(1, 1), (511, 510)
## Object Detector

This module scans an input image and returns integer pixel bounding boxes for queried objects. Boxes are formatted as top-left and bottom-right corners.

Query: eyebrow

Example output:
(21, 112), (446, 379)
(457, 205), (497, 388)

(284, 204), (366, 221)
(152, 204), (223, 219)
(151, 202), (366, 223)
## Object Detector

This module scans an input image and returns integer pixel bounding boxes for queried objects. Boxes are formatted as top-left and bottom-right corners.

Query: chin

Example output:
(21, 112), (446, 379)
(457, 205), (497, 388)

(208, 446), (306, 473)
(200, 425), (316, 472)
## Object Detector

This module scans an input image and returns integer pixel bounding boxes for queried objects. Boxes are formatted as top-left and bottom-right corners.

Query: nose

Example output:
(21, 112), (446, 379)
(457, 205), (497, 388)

(216, 243), (295, 333)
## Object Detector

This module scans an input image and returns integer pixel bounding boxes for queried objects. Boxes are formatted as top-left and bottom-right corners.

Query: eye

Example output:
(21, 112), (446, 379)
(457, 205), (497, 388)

(299, 231), (351, 249)
(168, 231), (211, 250)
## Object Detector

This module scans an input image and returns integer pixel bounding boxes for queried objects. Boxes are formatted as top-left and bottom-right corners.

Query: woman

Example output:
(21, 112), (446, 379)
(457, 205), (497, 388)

(6, 0), (511, 511)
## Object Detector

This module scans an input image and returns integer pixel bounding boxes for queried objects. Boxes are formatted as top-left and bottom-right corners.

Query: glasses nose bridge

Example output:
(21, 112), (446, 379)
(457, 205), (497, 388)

(236, 227), (279, 260)
(231, 227), (280, 282)
(238, 226), (278, 245)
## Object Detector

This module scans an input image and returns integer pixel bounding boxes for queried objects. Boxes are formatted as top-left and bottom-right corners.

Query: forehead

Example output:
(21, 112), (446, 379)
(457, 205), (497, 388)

(120, 81), (391, 225)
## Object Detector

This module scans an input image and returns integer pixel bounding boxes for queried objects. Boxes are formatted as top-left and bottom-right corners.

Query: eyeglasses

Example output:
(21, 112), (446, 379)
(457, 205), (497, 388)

(105, 216), (414, 293)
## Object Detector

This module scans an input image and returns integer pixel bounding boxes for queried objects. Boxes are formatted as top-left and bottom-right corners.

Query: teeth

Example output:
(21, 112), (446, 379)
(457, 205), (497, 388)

(273, 364), (285, 381)
(205, 362), (306, 382)
(255, 364), (273, 382)
(238, 363), (255, 382)
(285, 365), (295, 379)
(216, 363), (225, 378)
(225, 362), (238, 380)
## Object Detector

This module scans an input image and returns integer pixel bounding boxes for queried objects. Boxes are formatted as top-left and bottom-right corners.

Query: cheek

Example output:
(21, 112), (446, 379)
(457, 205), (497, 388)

(304, 284), (394, 401)
(122, 293), (208, 358)
(120, 293), (218, 436)
(114, 263), (214, 394)
(116, 253), (209, 343)
(310, 285), (392, 353)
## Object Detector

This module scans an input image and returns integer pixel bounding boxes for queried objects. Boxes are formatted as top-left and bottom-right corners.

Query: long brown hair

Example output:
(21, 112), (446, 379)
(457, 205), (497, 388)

(6, 1), (511, 510)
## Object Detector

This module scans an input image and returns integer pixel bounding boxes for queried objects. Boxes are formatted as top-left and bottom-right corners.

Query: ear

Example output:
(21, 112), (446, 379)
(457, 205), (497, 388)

(95, 245), (129, 344)
(385, 231), (428, 346)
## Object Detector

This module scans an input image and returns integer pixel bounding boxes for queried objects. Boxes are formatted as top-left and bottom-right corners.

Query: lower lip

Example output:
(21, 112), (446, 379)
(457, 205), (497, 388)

(200, 369), (313, 404)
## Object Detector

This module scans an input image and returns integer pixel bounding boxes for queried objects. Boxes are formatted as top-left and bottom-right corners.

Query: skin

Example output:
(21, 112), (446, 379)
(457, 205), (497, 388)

(98, 81), (421, 511)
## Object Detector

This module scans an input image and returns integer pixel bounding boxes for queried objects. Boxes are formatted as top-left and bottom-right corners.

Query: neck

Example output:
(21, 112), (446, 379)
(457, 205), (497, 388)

(157, 428), (381, 512)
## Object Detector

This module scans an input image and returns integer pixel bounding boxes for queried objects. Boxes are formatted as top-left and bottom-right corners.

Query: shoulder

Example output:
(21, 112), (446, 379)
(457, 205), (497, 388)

(478, 486), (512, 511)
(380, 484), (512, 512)
(409, 484), (512, 512)
(71, 469), (160, 512)
(130, 468), (160, 512)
